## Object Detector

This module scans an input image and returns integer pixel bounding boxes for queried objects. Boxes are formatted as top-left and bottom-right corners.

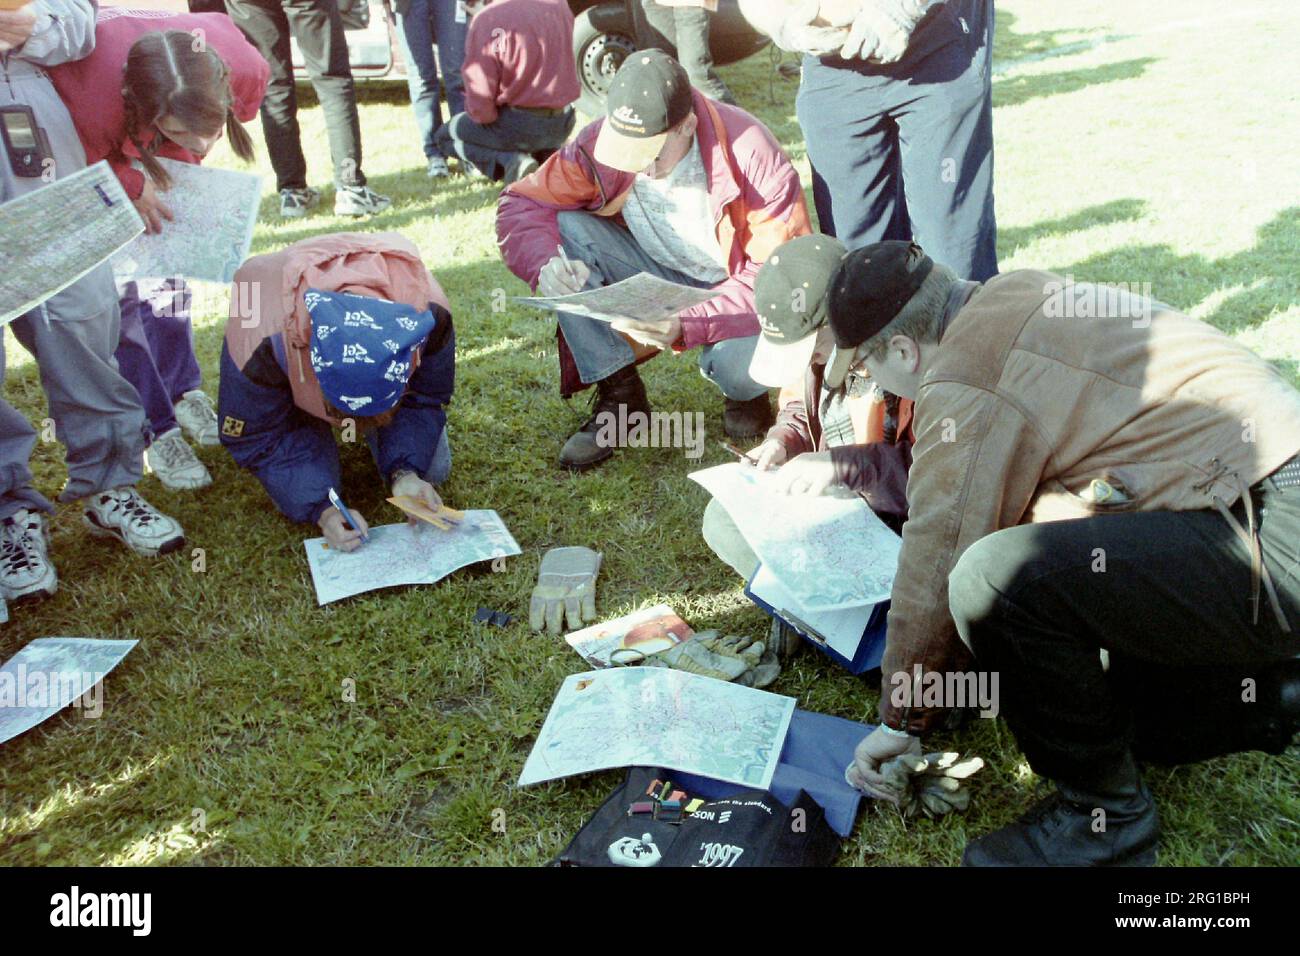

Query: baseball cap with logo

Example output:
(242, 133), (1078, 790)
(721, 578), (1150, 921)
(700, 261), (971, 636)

(747, 235), (848, 388)
(824, 241), (935, 389)
(594, 49), (694, 173)
(304, 288), (437, 418)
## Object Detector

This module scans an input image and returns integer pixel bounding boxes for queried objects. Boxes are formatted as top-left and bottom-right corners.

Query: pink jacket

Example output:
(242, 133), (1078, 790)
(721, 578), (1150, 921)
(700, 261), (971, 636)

(497, 91), (811, 394)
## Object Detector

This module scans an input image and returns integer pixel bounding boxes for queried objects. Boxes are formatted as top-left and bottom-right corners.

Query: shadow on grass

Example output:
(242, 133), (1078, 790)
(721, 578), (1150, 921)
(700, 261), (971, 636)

(993, 56), (1157, 109)
(1050, 205), (1300, 335)
(997, 198), (1148, 261)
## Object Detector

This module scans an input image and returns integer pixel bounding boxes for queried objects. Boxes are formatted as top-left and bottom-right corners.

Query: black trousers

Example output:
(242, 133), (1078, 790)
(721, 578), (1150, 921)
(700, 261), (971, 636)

(224, 0), (366, 191)
(949, 479), (1300, 787)
(637, 1), (735, 105)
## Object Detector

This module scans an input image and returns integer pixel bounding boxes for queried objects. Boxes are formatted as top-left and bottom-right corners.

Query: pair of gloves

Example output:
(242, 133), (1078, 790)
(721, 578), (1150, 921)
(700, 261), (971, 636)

(846, 734), (985, 818)
(742, 0), (935, 63)
(640, 629), (781, 688)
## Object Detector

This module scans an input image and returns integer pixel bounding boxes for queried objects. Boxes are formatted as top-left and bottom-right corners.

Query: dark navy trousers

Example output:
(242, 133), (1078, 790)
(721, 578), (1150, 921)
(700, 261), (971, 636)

(796, 0), (998, 281)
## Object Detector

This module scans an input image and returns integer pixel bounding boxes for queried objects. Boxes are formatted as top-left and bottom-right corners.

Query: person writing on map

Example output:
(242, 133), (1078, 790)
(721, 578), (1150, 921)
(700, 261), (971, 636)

(47, 6), (268, 494)
(217, 233), (457, 553)
(497, 50), (812, 472)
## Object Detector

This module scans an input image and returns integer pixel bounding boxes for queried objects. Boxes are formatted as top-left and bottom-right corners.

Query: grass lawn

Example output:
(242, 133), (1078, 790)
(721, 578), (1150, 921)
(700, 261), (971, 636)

(1, 0), (1297, 866)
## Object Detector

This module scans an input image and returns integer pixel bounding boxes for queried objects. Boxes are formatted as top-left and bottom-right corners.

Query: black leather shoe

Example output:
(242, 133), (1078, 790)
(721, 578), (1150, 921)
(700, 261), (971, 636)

(723, 394), (774, 439)
(559, 365), (651, 471)
(963, 770), (1159, 867)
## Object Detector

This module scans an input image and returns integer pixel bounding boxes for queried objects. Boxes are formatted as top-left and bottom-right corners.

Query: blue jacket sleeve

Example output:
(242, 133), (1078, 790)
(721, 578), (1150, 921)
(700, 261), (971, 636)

(373, 309), (456, 485)
(217, 340), (341, 525)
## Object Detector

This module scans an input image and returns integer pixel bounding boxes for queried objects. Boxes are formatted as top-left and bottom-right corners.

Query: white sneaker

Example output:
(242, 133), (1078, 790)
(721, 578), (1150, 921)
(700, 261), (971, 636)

(427, 156), (451, 178)
(0, 508), (57, 603)
(83, 487), (186, 557)
(144, 428), (212, 491)
(174, 389), (220, 446)
(280, 187), (320, 219)
(334, 184), (392, 217)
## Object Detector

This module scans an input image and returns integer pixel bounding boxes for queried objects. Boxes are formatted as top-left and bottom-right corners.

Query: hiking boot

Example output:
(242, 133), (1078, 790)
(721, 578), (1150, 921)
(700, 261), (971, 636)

(427, 155), (451, 179)
(559, 365), (650, 471)
(83, 487), (186, 557)
(724, 393), (774, 439)
(145, 428), (212, 491)
(334, 184), (392, 217)
(174, 389), (220, 446)
(503, 153), (539, 186)
(962, 759), (1159, 866)
(279, 187), (320, 219)
(0, 508), (57, 604)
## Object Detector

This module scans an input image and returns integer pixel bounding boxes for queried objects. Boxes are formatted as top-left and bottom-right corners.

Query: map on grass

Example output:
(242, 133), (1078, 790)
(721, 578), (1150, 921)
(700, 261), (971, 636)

(518, 667), (796, 790)
(111, 158), (262, 284)
(0, 161), (144, 325)
(0, 637), (138, 745)
(304, 511), (521, 605)
(689, 462), (901, 612)
(515, 272), (718, 324)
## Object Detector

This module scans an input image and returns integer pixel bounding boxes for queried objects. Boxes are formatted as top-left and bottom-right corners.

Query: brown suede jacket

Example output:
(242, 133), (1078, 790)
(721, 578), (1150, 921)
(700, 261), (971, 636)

(883, 270), (1300, 733)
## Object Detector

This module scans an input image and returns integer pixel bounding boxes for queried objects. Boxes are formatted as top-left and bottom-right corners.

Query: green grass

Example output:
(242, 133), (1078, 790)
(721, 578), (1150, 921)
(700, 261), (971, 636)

(2, 0), (1297, 866)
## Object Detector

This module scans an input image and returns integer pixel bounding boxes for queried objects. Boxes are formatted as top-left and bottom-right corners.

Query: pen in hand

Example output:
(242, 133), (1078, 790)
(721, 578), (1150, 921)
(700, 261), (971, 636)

(328, 487), (369, 545)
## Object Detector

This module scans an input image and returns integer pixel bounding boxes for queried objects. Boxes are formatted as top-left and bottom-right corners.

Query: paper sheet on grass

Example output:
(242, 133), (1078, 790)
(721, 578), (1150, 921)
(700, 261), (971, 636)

(515, 272), (718, 324)
(518, 667), (796, 790)
(0, 637), (138, 745)
(689, 462), (901, 612)
(564, 603), (694, 668)
(111, 158), (262, 284)
(0, 161), (144, 325)
(304, 511), (521, 604)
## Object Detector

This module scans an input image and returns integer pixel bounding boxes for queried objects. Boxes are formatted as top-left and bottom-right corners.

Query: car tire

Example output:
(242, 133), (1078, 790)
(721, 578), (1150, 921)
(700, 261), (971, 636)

(573, 2), (638, 117)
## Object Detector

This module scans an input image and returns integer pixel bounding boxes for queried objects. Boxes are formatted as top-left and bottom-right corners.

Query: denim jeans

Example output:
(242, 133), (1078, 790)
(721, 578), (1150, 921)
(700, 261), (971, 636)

(434, 106), (575, 179)
(224, 0), (368, 190)
(639, 0), (735, 105)
(555, 211), (765, 401)
(397, 0), (467, 160)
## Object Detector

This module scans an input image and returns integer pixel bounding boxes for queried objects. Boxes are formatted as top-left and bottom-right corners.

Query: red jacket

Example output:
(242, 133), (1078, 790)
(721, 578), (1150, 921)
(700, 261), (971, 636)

(497, 90), (811, 395)
(462, 0), (579, 124)
(48, 8), (268, 201)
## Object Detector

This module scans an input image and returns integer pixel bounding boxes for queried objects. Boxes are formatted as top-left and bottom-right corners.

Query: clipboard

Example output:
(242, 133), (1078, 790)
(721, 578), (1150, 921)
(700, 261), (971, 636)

(745, 566), (889, 675)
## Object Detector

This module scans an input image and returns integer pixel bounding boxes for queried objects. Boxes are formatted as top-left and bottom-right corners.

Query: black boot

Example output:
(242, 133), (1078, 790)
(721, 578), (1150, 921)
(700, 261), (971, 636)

(559, 365), (651, 471)
(962, 756), (1159, 867)
(723, 393), (774, 439)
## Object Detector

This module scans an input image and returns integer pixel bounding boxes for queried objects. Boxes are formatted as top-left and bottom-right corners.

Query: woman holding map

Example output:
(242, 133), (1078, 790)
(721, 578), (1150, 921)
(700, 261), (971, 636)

(48, 5), (268, 491)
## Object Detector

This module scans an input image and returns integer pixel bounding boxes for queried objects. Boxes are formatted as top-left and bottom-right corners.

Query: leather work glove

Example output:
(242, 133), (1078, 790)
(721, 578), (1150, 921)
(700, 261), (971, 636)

(740, 0), (849, 57)
(840, 0), (932, 63)
(530, 547), (601, 634)
(639, 630), (781, 688)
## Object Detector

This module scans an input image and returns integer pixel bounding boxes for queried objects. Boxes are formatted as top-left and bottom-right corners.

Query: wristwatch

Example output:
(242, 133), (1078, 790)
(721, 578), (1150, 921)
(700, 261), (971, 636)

(390, 468), (417, 494)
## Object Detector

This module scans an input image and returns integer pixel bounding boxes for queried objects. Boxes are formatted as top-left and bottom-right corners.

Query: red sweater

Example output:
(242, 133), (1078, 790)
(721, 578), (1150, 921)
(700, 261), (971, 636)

(48, 8), (268, 201)
(462, 0), (580, 125)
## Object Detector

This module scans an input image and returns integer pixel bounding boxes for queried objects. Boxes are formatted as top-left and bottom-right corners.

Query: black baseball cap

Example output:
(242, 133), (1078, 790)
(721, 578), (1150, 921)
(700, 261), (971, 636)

(595, 50), (694, 172)
(748, 235), (848, 387)
(824, 241), (935, 388)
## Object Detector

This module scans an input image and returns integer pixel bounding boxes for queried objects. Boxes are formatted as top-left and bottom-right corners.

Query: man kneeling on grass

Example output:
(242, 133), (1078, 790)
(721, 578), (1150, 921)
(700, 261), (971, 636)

(828, 241), (1300, 866)
(218, 233), (455, 551)
(497, 50), (811, 471)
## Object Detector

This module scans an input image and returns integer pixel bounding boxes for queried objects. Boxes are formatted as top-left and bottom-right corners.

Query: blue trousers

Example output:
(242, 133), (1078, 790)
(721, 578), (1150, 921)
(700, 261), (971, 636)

(434, 106), (575, 180)
(397, 0), (468, 161)
(556, 211), (765, 401)
(797, 0), (998, 281)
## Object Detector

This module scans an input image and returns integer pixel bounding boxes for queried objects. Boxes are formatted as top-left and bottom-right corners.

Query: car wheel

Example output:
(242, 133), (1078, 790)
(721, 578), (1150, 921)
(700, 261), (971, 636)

(573, 2), (638, 117)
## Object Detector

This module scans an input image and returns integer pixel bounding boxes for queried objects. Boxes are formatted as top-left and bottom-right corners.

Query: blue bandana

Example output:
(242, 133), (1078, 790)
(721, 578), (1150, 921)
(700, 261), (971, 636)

(304, 288), (437, 417)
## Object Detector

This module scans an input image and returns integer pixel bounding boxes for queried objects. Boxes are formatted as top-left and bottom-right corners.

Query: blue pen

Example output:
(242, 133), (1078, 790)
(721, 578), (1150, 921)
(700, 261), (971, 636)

(328, 487), (369, 544)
